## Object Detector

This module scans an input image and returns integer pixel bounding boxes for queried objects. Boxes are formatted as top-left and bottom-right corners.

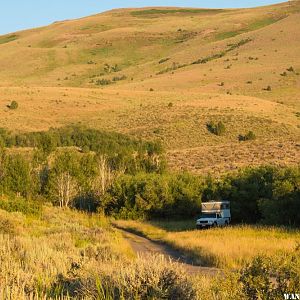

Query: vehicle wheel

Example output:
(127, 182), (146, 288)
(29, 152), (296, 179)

(225, 221), (229, 226)
(212, 222), (217, 228)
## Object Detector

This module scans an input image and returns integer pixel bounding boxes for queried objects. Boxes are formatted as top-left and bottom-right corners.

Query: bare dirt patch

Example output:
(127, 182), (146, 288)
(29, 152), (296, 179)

(119, 228), (220, 276)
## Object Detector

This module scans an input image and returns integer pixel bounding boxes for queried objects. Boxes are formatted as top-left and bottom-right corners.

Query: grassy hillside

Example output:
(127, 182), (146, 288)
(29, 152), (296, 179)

(0, 1), (299, 174)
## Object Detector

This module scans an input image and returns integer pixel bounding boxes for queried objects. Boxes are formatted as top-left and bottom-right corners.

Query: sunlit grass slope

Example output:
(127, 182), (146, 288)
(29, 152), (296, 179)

(0, 1), (299, 174)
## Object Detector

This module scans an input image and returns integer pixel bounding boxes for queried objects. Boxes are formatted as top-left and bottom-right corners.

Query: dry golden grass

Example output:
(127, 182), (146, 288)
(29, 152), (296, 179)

(115, 220), (300, 269)
(0, 208), (203, 299)
(168, 139), (300, 175)
(0, 1), (299, 174)
(1, 86), (298, 174)
(0, 207), (131, 298)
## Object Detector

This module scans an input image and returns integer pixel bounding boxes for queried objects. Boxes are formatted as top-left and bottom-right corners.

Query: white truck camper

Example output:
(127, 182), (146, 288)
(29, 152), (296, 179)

(196, 201), (231, 229)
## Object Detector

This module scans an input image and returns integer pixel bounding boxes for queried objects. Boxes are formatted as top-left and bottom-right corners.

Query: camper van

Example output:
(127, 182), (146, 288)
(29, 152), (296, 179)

(196, 201), (231, 229)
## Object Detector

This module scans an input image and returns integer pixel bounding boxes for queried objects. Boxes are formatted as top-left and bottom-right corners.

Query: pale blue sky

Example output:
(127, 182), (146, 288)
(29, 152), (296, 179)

(0, 0), (284, 35)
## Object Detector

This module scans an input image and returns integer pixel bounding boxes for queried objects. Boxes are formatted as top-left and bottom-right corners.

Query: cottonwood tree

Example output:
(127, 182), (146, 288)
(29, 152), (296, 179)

(94, 154), (123, 197)
(48, 151), (79, 207)
(53, 171), (78, 207)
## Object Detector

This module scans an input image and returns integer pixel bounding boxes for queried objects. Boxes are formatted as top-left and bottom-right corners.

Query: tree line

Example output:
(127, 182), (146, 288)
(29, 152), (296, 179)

(0, 126), (165, 212)
(0, 126), (299, 226)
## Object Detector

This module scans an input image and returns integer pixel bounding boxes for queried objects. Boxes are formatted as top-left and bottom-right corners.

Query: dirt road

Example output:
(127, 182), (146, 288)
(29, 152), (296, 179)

(120, 229), (220, 276)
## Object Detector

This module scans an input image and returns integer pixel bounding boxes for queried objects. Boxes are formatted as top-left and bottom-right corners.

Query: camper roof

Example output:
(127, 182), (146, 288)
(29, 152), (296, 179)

(201, 201), (230, 212)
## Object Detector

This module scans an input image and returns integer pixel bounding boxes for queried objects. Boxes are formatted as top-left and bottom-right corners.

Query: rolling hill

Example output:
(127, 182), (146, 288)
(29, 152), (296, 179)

(0, 1), (299, 175)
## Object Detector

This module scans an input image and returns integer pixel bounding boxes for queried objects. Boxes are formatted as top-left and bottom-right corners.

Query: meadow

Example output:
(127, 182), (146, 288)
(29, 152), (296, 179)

(0, 205), (204, 299)
(114, 220), (300, 268)
(0, 1), (300, 298)
(1, 204), (299, 299)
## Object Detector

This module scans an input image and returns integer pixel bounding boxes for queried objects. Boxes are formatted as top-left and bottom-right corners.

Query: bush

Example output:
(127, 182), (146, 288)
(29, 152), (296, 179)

(95, 78), (114, 86)
(213, 247), (300, 300)
(52, 255), (198, 300)
(0, 196), (42, 216)
(112, 75), (127, 82)
(104, 172), (203, 219)
(1, 154), (32, 197)
(203, 165), (300, 225)
(159, 57), (170, 64)
(8, 101), (18, 110)
(239, 249), (300, 300)
(207, 121), (226, 136)
(239, 131), (256, 141)
(263, 86), (272, 91)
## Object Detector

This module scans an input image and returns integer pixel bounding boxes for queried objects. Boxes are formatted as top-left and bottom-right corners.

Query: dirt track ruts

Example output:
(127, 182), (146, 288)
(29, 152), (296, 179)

(119, 228), (221, 276)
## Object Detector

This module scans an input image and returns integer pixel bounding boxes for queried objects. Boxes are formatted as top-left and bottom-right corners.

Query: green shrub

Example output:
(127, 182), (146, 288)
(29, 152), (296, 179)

(104, 172), (203, 219)
(207, 121), (226, 136)
(239, 250), (300, 300)
(263, 86), (272, 91)
(0, 196), (42, 216)
(1, 154), (32, 197)
(0, 34), (18, 45)
(0, 125), (164, 161)
(192, 38), (252, 65)
(213, 247), (300, 300)
(157, 62), (187, 75)
(112, 75), (127, 82)
(159, 57), (170, 64)
(8, 101), (18, 110)
(0, 126), (166, 210)
(95, 79), (114, 86)
(239, 131), (256, 141)
(103, 63), (120, 73)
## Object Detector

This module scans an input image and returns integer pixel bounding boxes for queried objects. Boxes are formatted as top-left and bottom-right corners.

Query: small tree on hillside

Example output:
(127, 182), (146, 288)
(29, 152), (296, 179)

(8, 101), (18, 110)
(207, 121), (226, 136)
(3, 154), (32, 197)
(239, 131), (256, 141)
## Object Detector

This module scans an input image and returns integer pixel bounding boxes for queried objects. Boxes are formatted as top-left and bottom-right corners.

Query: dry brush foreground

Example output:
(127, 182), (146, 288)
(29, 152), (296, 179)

(1, 206), (299, 300)
(0, 207), (203, 299)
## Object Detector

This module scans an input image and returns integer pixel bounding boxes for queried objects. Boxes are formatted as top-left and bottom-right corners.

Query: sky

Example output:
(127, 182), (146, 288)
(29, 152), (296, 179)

(0, 0), (285, 35)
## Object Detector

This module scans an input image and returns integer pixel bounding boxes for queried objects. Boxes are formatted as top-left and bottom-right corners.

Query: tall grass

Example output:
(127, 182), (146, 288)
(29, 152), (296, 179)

(115, 220), (300, 268)
(0, 207), (131, 299)
(0, 208), (202, 299)
(0, 207), (298, 299)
